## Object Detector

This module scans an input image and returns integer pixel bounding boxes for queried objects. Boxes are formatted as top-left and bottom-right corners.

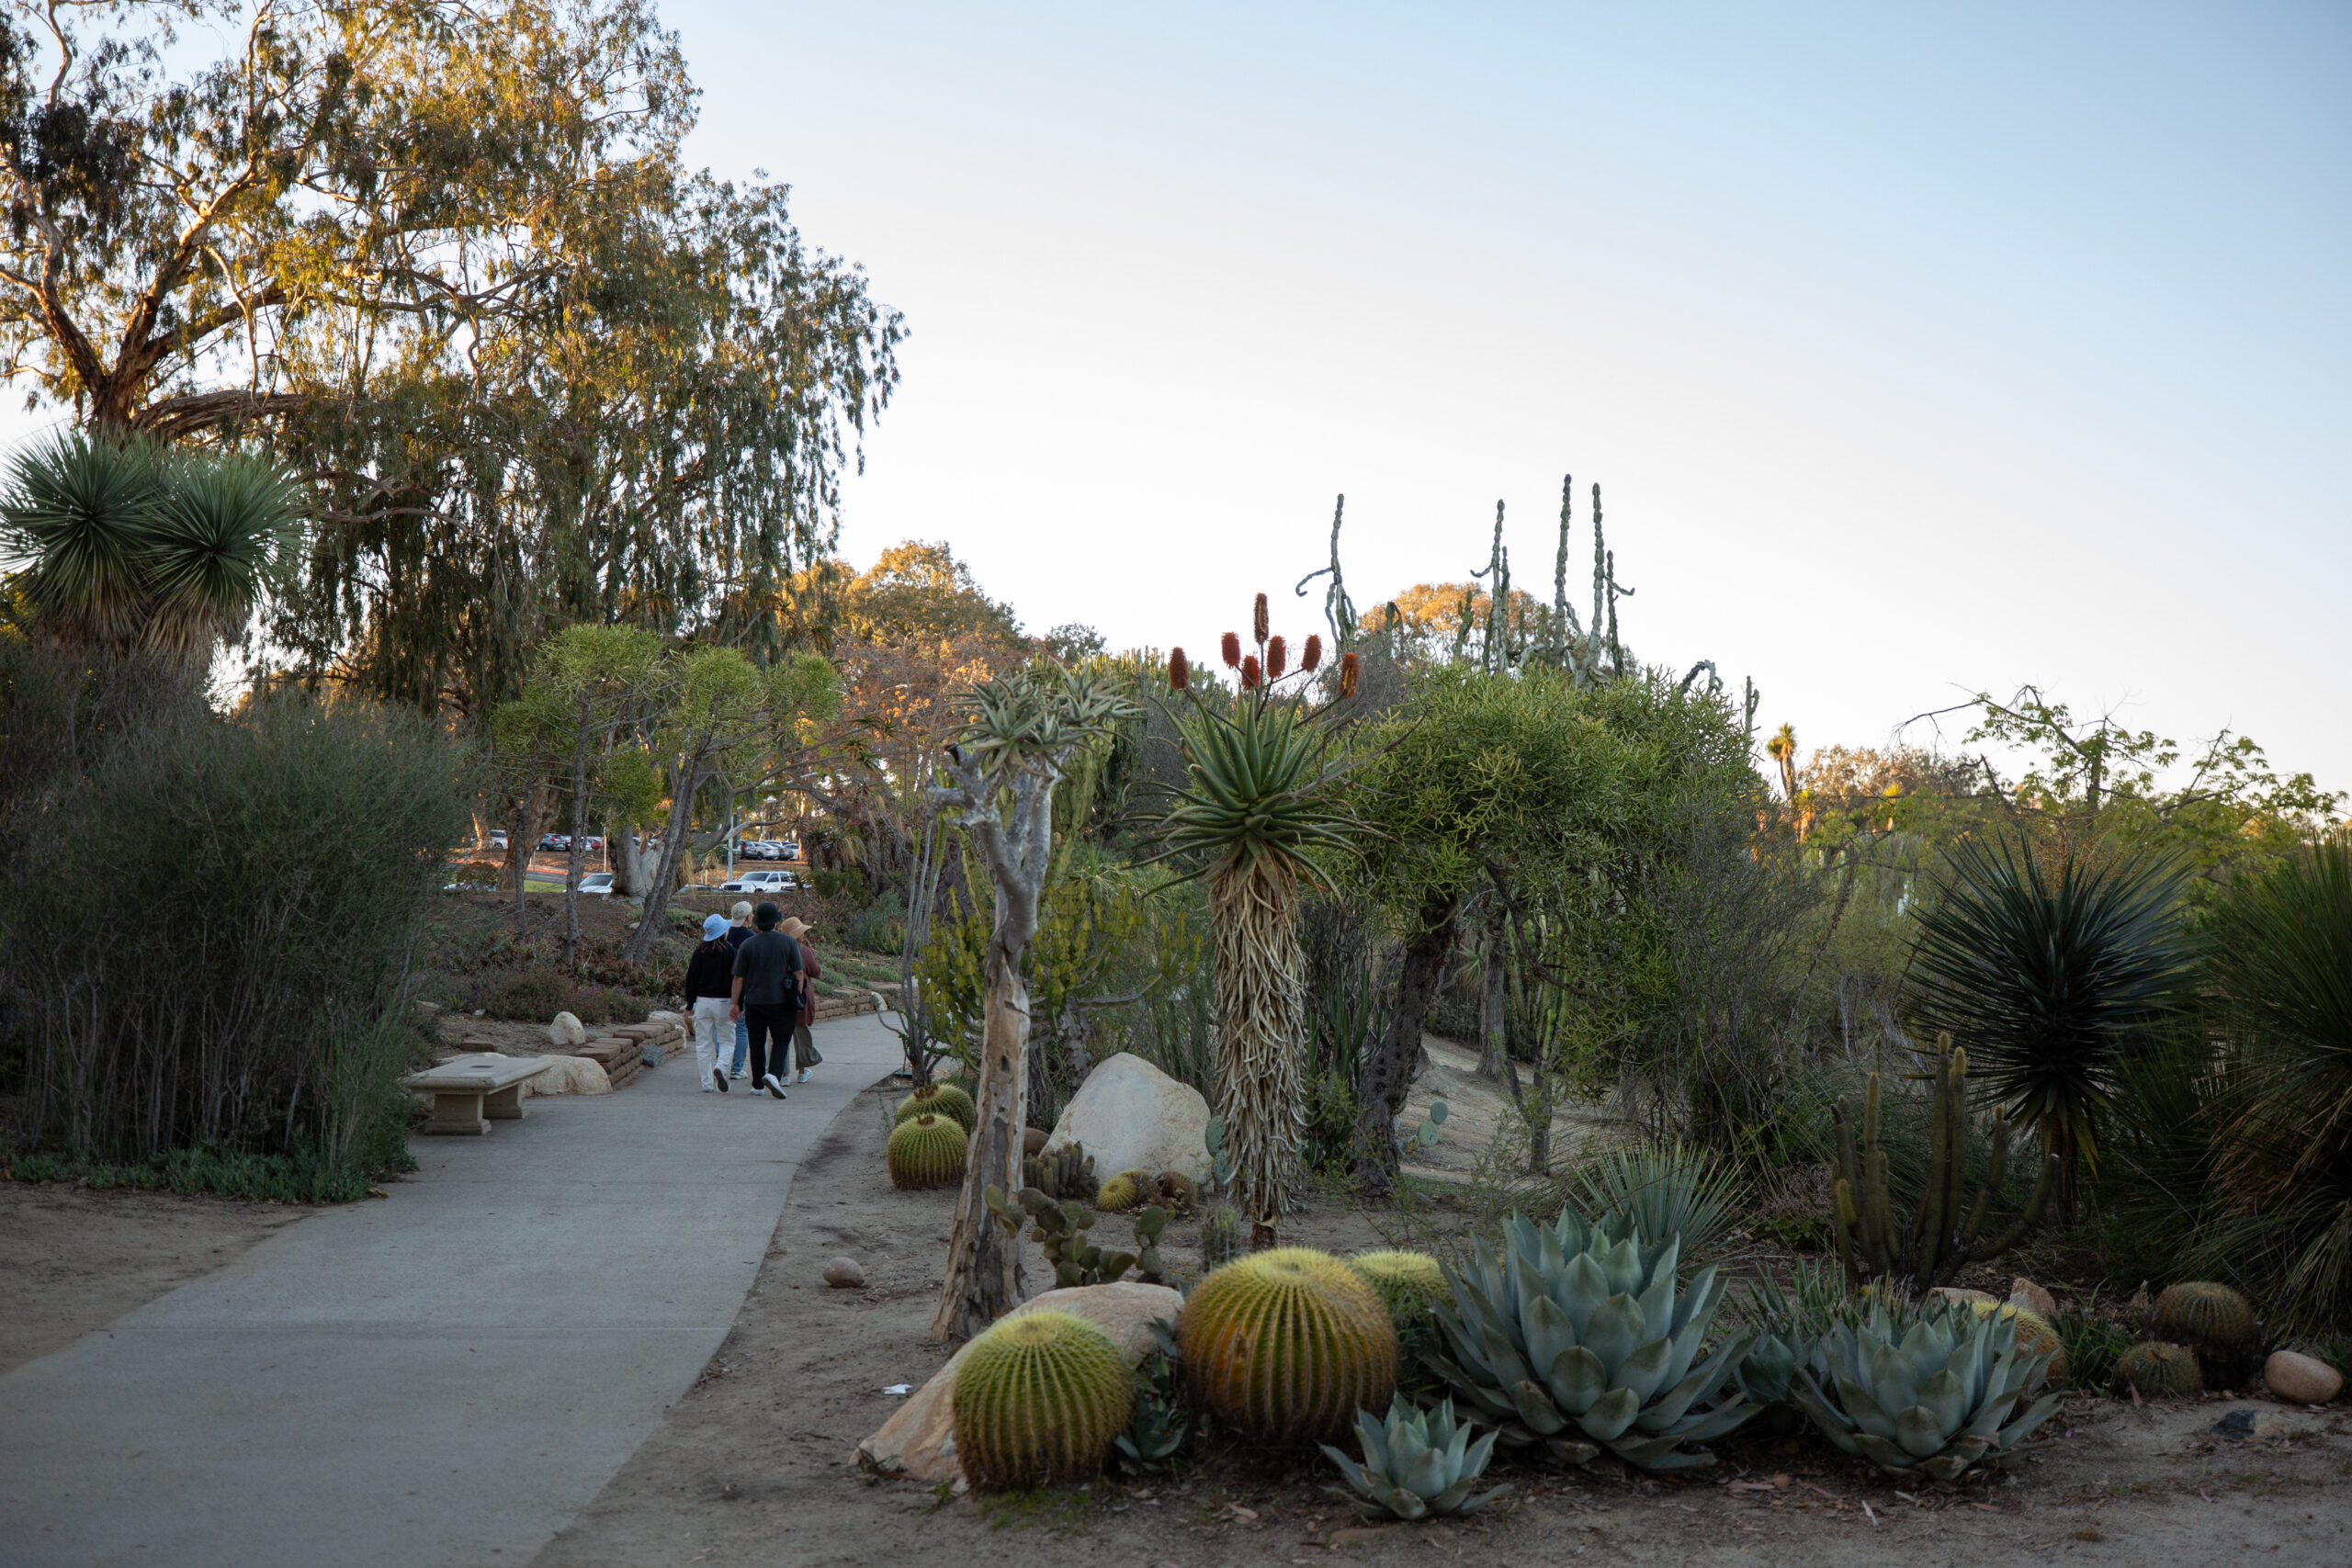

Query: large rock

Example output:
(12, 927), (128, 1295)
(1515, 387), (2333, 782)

(527, 1055), (612, 1095)
(548, 1011), (587, 1047)
(2009, 1277), (2058, 1318)
(856, 1280), (1182, 1483)
(2266, 1350), (2345, 1405)
(1043, 1053), (1210, 1185)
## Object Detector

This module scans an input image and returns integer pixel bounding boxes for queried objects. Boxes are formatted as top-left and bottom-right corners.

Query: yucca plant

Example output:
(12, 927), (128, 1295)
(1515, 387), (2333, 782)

(1791, 1300), (2062, 1480)
(0, 432), (297, 654)
(1426, 1210), (1756, 1471)
(1908, 833), (2194, 1214)
(1322, 1395), (1507, 1520)
(2198, 842), (2352, 1335)
(1154, 598), (1362, 1244)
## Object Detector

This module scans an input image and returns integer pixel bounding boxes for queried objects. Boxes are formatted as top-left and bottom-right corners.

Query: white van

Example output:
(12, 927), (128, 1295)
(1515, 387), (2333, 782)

(719, 869), (801, 896)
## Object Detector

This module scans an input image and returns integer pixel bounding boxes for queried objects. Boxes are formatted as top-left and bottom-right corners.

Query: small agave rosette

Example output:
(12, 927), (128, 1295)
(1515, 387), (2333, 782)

(1321, 1395), (1506, 1521)
(1429, 1216), (1758, 1472)
(1790, 1303), (2062, 1481)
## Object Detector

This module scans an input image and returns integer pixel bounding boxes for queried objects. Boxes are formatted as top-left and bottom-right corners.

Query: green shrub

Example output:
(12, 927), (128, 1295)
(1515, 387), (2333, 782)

(486, 970), (569, 1020)
(0, 682), (471, 1185)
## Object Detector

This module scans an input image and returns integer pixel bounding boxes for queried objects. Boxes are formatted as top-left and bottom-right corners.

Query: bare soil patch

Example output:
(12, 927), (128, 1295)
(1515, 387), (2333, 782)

(531, 1076), (2352, 1568)
(0, 1182), (311, 1376)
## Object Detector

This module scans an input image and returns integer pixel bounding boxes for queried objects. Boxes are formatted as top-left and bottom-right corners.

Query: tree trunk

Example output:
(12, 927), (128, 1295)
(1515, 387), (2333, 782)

(1353, 898), (1459, 1199)
(1476, 905), (1508, 1081)
(1212, 855), (1307, 1247)
(563, 696), (592, 964)
(932, 943), (1031, 1341)
(623, 757), (709, 967)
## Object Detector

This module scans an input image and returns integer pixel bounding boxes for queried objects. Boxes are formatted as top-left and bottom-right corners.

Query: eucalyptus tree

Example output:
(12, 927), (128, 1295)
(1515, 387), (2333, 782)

(930, 666), (1135, 1340)
(543, 624), (664, 961)
(0, 1), (901, 717)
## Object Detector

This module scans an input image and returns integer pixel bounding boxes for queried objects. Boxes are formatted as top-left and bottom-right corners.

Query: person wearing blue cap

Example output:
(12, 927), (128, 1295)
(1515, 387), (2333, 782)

(684, 911), (739, 1092)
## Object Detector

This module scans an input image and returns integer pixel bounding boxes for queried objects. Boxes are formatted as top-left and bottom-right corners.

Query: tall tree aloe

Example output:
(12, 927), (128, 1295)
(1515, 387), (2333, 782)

(1158, 599), (1361, 1247)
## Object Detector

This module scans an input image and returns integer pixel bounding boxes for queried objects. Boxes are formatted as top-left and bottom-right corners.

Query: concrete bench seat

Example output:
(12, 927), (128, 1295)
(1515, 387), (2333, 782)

(402, 1053), (558, 1135)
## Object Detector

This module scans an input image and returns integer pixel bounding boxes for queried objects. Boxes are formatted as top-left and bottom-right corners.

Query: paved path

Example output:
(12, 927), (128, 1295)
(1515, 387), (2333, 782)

(0, 1011), (904, 1568)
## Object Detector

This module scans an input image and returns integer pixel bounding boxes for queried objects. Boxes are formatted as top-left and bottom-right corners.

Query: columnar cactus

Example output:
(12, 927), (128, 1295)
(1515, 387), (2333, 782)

(1180, 1247), (1399, 1445)
(2116, 1340), (2203, 1398)
(895, 1080), (976, 1133)
(952, 1310), (1134, 1488)
(887, 1113), (968, 1190)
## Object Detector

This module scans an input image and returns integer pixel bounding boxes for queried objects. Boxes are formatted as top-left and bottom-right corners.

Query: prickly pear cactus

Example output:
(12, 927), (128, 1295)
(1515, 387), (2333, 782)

(895, 1080), (976, 1133)
(2116, 1340), (2203, 1398)
(952, 1309), (1134, 1488)
(886, 1113), (967, 1190)
(1180, 1247), (1398, 1445)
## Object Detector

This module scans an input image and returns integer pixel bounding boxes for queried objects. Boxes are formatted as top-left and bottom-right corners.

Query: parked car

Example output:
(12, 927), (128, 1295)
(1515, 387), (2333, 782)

(538, 833), (570, 852)
(578, 872), (615, 897)
(489, 829), (509, 851)
(719, 869), (800, 896)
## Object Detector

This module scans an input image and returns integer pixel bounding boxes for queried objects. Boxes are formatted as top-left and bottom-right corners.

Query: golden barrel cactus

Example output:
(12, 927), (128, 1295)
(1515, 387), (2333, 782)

(886, 1113), (967, 1190)
(2154, 1281), (2256, 1348)
(1094, 1173), (1142, 1213)
(1348, 1249), (1449, 1329)
(2116, 1340), (2203, 1399)
(952, 1310), (1134, 1488)
(1180, 1247), (1398, 1444)
(895, 1080), (977, 1133)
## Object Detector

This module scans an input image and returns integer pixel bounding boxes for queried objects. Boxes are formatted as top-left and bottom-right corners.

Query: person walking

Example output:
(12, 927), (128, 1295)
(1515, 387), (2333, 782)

(729, 902), (802, 1100)
(777, 917), (826, 1083)
(683, 913), (736, 1094)
(723, 901), (754, 1078)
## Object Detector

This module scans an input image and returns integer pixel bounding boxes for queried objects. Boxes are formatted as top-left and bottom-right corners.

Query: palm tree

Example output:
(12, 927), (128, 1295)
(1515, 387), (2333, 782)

(0, 433), (295, 656)
(1908, 833), (2194, 1215)
(1158, 598), (1363, 1247)
(1765, 722), (1799, 802)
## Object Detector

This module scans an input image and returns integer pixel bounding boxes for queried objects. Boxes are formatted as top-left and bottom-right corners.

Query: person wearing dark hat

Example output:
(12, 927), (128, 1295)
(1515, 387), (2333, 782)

(728, 901), (802, 1100)
(776, 917), (826, 1083)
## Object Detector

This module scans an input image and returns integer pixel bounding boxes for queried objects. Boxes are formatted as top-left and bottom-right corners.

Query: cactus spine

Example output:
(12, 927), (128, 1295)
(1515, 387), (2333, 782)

(895, 1080), (976, 1133)
(2116, 1340), (2204, 1399)
(952, 1310), (1134, 1488)
(887, 1113), (968, 1189)
(1829, 1034), (2056, 1292)
(1180, 1247), (1398, 1445)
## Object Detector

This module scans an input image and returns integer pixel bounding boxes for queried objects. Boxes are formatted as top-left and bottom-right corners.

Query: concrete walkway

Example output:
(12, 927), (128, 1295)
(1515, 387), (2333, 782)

(0, 1011), (905, 1568)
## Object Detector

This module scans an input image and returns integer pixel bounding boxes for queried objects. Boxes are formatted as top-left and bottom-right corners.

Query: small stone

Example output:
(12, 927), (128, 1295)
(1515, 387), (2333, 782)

(822, 1257), (865, 1289)
(2009, 1278), (2057, 1318)
(2253, 1409), (2320, 1441)
(2265, 1350), (2344, 1406)
(548, 1010), (587, 1047)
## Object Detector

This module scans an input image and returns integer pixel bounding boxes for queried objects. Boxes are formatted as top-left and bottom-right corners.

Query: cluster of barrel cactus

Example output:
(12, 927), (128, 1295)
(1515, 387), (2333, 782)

(895, 1080), (976, 1133)
(2153, 1280), (2259, 1387)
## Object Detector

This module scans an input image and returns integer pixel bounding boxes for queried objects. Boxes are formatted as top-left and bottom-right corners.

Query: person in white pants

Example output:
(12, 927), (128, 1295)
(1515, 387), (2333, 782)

(684, 912), (738, 1093)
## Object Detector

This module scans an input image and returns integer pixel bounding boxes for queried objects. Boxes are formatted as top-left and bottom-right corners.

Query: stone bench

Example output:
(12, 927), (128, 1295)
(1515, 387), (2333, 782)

(402, 1053), (558, 1135)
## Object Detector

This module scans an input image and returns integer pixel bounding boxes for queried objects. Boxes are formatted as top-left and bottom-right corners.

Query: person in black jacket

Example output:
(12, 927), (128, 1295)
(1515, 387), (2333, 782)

(684, 912), (738, 1093)
(729, 902), (802, 1100)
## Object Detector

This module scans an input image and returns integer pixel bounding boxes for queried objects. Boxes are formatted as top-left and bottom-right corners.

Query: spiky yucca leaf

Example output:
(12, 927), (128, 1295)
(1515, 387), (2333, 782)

(1910, 834), (2193, 1190)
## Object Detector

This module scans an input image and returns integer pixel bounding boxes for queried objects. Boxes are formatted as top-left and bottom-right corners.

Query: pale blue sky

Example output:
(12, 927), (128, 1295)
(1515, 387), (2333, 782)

(658, 1), (2349, 797)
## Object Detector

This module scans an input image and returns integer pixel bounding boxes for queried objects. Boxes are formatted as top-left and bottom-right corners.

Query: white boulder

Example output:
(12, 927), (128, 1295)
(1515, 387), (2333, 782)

(527, 1055), (612, 1096)
(2265, 1350), (2344, 1405)
(548, 1010), (586, 1047)
(1043, 1052), (1210, 1184)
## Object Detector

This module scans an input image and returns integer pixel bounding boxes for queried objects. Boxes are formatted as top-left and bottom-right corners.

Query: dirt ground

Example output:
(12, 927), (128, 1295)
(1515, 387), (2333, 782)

(0, 1182), (311, 1376)
(531, 1074), (2352, 1568)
